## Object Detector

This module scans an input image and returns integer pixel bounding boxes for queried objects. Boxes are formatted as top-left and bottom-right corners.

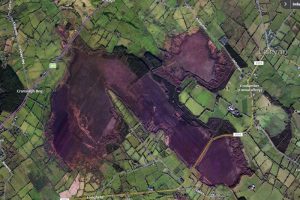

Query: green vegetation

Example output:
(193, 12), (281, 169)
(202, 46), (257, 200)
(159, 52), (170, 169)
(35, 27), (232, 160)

(0, 0), (70, 199)
(80, 0), (192, 55)
(190, 85), (216, 110)
(108, 90), (138, 128)
(1, 0), (299, 199)
(256, 95), (288, 137)
(179, 78), (217, 119)
(235, 174), (283, 200)
(0, 65), (26, 113)
(178, 76), (252, 131)
(185, 98), (205, 116)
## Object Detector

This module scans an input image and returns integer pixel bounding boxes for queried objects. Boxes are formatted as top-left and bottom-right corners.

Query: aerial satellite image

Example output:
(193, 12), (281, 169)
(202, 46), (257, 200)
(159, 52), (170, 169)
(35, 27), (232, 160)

(0, 0), (300, 199)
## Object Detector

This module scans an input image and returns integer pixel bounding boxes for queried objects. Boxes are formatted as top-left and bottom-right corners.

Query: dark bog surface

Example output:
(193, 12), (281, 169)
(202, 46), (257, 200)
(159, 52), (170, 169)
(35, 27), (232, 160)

(0, 65), (26, 113)
(49, 48), (137, 167)
(196, 137), (252, 187)
(48, 39), (250, 186)
(116, 74), (211, 166)
(154, 31), (235, 91)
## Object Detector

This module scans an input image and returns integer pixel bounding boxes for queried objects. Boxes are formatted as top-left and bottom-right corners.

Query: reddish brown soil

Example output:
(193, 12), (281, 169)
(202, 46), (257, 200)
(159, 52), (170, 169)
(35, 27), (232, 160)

(195, 137), (252, 187)
(48, 49), (137, 168)
(116, 74), (211, 165)
(155, 30), (235, 91)
(49, 46), (212, 167)
(48, 36), (249, 187)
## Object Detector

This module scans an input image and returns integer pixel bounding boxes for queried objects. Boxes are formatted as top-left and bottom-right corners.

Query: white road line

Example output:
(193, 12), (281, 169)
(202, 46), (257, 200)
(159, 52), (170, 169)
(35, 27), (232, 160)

(7, 0), (29, 88)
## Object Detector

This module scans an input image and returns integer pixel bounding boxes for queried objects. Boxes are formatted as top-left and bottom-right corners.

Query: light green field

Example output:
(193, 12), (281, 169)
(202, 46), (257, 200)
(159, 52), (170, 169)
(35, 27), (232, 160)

(185, 98), (205, 116)
(256, 95), (288, 137)
(190, 85), (216, 110)
(178, 90), (189, 104)
(234, 174), (282, 200)
(179, 78), (217, 119)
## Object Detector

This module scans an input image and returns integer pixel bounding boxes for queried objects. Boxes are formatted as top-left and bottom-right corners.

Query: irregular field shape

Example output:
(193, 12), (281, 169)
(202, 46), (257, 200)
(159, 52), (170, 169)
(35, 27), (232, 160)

(117, 74), (211, 166)
(49, 49), (136, 166)
(196, 137), (251, 187)
(156, 31), (235, 91)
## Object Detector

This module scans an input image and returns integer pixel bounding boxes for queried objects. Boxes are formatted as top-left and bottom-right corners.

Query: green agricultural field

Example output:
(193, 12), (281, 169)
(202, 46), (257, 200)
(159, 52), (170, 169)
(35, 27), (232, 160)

(190, 85), (216, 110)
(1, 0), (300, 199)
(234, 174), (263, 199)
(211, 97), (229, 118)
(250, 182), (283, 200)
(185, 98), (205, 116)
(178, 90), (189, 104)
(179, 78), (219, 120)
(198, 110), (213, 123)
(108, 90), (138, 128)
(256, 95), (288, 137)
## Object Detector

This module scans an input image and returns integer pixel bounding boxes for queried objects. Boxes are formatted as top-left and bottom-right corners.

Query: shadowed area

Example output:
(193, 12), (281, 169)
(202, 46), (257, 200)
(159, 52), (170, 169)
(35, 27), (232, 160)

(0, 65), (26, 113)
